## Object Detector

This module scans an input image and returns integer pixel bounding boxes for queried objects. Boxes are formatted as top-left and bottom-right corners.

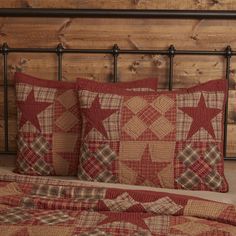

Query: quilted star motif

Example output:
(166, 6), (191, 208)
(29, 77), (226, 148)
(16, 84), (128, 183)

(122, 146), (169, 186)
(17, 90), (51, 132)
(81, 95), (118, 139)
(179, 94), (221, 139)
(98, 212), (152, 230)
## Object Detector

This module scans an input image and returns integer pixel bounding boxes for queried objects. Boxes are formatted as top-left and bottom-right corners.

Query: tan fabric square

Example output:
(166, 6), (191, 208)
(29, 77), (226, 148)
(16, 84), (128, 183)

(125, 96), (148, 114)
(52, 153), (70, 175)
(149, 141), (175, 162)
(172, 222), (211, 235)
(158, 164), (174, 188)
(53, 133), (78, 152)
(220, 226), (236, 235)
(118, 162), (138, 184)
(30, 226), (74, 236)
(150, 116), (174, 139)
(56, 90), (77, 109)
(152, 95), (175, 114)
(55, 111), (79, 132)
(119, 141), (147, 160)
(0, 183), (22, 197)
(123, 116), (147, 139)
(184, 200), (228, 218)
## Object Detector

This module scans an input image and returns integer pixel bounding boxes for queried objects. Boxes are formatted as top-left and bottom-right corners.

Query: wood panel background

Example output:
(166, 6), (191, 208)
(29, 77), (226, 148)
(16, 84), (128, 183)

(0, 1), (235, 157)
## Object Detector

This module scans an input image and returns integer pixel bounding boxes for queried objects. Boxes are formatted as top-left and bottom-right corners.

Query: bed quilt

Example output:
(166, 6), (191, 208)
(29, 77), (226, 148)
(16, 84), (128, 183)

(0, 176), (235, 236)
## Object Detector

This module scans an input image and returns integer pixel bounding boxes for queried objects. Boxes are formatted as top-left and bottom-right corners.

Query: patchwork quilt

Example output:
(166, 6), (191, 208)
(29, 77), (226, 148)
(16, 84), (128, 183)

(0, 175), (235, 236)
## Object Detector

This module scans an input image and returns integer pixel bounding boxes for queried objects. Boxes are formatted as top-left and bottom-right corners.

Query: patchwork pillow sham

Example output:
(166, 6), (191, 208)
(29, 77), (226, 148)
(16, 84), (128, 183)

(15, 73), (158, 176)
(77, 79), (228, 192)
(15, 72), (80, 176)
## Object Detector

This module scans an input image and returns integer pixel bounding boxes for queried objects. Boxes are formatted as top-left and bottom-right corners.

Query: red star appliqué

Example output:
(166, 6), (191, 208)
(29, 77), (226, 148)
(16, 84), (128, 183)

(179, 94), (222, 139)
(98, 212), (152, 230)
(17, 90), (51, 132)
(81, 95), (118, 139)
(122, 146), (169, 186)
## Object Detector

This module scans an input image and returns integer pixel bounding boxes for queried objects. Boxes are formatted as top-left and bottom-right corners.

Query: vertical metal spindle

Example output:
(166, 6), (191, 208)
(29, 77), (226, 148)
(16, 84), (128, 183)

(56, 43), (63, 81)
(112, 44), (119, 83)
(168, 45), (175, 91)
(224, 45), (232, 158)
(2, 43), (9, 152)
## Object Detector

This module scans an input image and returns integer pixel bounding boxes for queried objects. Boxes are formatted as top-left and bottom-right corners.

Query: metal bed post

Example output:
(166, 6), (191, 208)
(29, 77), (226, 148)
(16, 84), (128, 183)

(168, 45), (175, 91)
(56, 43), (64, 81)
(112, 44), (119, 83)
(224, 46), (232, 160)
(2, 43), (9, 153)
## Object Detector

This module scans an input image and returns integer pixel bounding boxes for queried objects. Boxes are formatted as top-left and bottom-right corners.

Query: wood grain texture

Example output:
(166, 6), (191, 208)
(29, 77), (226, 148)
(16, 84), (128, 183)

(1, 0), (236, 10)
(0, 16), (235, 156)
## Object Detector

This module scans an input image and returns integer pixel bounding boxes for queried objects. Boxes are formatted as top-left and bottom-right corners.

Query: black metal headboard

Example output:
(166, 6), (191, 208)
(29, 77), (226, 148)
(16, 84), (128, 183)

(0, 8), (235, 160)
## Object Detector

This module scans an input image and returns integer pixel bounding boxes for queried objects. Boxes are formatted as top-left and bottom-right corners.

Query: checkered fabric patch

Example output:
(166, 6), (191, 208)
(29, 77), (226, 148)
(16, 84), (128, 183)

(142, 197), (182, 215)
(176, 169), (201, 189)
(34, 158), (53, 175)
(177, 144), (199, 167)
(176, 142), (226, 191)
(30, 135), (50, 157)
(20, 197), (35, 208)
(17, 135), (28, 152)
(79, 229), (112, 236)
(68, 187), (106, 200)
(36, 210), (74, 225)
(31, 184), (66, 198)
(103, 192), (138, 212)
(204, 144), (221, 166)
(204, 170), (222, 190)
(78, 143), (118, 183)
(0, 207), (31, 224)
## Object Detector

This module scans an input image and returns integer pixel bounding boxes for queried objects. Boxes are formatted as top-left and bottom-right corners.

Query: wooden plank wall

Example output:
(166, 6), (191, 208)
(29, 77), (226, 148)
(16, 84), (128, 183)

(0, 1), (235, 157)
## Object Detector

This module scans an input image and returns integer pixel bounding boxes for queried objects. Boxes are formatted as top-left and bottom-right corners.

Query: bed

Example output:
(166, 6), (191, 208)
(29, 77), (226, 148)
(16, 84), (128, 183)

(0, 8), (236, 236)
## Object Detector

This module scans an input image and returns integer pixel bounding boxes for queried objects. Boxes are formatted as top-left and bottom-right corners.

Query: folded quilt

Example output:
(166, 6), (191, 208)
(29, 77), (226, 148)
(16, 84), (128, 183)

(0, 176), (235, 236)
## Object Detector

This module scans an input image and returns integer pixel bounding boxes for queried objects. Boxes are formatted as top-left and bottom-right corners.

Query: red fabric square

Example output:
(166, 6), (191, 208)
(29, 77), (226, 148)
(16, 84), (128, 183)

(83, 157), (104, 178)
(189, 159), (212, 178)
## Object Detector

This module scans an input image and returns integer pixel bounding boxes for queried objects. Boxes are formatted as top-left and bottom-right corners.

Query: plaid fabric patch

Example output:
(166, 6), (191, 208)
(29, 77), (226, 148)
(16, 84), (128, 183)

(31, 184), (66, 198)
(178, 144), (199, 167)
(176, 141), (227, 191)
(34, 158), (53, 175)
(79, 143), (117, 183)
(189, 159), (212, 178)
(30, 135), (50, 157)
(103, 192), (137, 212)
(142, 197), (182, 215)
(17, 135), (28, 152)
(79, 229), (112, 236)
(204, 144), (221, 166)
(176, 169), (201, 189)
(137, 105), (159, 125)
(36, 210), (74, 225)
(0, 207), (30, 224)
(204, 170), (222, 190)
(144, 215), (169, 234)
(68, 187), (106, 200)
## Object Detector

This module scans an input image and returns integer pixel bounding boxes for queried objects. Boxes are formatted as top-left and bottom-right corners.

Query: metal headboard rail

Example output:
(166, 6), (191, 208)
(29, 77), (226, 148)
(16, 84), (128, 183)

(0, 43), (235, 160)
(1, 9), (236, 19)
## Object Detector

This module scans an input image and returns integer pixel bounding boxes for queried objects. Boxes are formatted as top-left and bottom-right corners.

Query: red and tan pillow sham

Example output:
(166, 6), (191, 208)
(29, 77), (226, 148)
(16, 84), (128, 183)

(15, 72), (80, 176)
(77, 79), (228, 192)
(15, 73), (158, 176)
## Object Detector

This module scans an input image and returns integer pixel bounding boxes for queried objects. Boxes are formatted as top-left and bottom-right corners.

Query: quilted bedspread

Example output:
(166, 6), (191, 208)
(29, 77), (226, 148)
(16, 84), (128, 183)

(0, 176), (235, 236)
